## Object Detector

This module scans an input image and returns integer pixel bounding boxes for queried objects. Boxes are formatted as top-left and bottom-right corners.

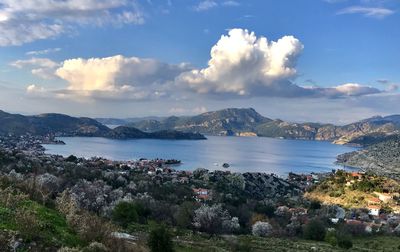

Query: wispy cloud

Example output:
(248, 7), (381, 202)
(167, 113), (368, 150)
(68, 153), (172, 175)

(193, 0), (240, 12)
(0, 0), (145, 46)
(222, 1), (240, 7)
(194, 0), (217, 11)
(337, 6), (395, 18)
(26, 48), (61, 56)
(10, 58), (60, 79)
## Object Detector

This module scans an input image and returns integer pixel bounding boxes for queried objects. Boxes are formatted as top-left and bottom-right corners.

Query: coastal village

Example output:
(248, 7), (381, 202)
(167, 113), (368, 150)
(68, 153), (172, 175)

(0, 133), (400, 251)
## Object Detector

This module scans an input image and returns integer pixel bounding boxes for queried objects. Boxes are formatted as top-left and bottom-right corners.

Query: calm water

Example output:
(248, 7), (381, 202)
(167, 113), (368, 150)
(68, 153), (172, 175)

(43, 136), (356, 176)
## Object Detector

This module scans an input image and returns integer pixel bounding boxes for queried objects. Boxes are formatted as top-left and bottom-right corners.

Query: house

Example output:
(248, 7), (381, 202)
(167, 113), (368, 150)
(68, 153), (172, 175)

(193, 188), (211, 201)
(350, 172), (363, 180)
(374, 192), (393, 203)
(367, 197), (381, 205)
(368, 205), (380, 217)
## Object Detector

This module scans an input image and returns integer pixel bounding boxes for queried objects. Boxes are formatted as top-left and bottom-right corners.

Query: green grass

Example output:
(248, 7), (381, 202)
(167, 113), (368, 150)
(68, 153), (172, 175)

(172, 233), (400, 252)
(0, 200), (84, 248)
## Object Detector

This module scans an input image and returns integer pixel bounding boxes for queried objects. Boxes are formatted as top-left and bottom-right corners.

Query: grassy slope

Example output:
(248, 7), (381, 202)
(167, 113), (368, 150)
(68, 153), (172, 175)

(0, 200), (83, 248)
(174, 234), (400, 252)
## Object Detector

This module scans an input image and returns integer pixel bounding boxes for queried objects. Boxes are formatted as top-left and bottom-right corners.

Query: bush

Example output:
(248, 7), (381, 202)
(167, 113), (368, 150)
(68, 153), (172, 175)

(255, 203), (276, 218)
(252, 221), (273, 237)
(112, 201), (139, 228)
(193, 204), (235, 235)
(337, 237), (353, 249)
(147, 223), (174, 252)
(303, 219), (326, 241)
(309, 200), (321, 210)
(14, 207), (41, 241)
(82, 242), (108, 252)
(324, 229), (337, 246)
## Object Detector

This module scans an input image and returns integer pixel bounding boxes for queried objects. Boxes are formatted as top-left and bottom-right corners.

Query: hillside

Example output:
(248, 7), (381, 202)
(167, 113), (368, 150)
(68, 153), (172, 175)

(337, 136), (400, 179)
(128, 108), (400, 144)
(0, 110), (206, 140)
(0, 110), (110, 136)
(128, 108), (271, 135)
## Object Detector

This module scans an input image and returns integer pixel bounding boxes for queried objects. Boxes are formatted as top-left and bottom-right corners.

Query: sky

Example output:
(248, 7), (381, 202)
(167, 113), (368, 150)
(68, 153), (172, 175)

(0, 0), (399, 124)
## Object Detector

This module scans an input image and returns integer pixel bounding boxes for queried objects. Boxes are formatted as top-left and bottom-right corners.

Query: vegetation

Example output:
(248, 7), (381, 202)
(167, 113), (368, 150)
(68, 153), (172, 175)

(147, 223), (174, 252)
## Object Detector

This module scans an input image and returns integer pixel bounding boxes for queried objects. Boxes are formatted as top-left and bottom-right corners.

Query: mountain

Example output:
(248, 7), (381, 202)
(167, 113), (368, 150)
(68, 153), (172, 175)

(95, 116), (166, 126)
(0, 110), (206, 140)
(128, 109), (400, 145)
(128, 108), (271, 135)
(0, 110), (110, 136)
(332, 115), (400, 145)
(107, 127), (206, 140)
(337, 135), (400, 179)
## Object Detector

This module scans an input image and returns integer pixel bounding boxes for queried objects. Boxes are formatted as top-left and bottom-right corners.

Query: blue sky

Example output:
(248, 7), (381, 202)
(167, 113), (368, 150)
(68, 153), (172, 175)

(0, 0), (399, 123)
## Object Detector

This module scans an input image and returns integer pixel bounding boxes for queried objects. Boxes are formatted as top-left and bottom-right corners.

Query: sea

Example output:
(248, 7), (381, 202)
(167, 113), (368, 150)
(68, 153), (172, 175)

(43, 136), (357, 177)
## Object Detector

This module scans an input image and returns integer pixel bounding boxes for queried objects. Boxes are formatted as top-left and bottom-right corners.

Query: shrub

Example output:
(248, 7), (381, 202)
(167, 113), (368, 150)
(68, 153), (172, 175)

(82, 242), (108, 252)
(337, 237), (353, 249)
(14, 207), (41, 241)
(303, 219), (326, 241)
(254, 203), (276, 218)
(324, 229), (337, 246)
(193, 204), (234, 235)
(147, 223), (174, 252)
(309, 200), (321, 210)
(252, 221), (273, 237)
(112, 201), (139, 228)
(174, 201), (195, 229)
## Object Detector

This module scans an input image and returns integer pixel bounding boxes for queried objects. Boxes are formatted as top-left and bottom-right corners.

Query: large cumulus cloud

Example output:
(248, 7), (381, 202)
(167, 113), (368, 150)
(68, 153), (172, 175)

(177, 29), (304, 96)
(177, 28), (381, 98)
(15, 28), (383, 102)
(25, 55), (191, 101)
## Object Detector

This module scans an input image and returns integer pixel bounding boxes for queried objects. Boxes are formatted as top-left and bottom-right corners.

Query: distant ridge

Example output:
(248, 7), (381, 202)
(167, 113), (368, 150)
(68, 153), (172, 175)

(125, 108), (400, 145)
(0, 110), (206, 140)
(128, 108), (271, 135)
(2, 108), (400, 145)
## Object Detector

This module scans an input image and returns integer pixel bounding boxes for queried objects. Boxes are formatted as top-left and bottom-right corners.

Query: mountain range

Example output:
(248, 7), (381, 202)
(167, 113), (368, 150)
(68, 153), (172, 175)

(0, 110), (206, 140)
(122, 108), (400, 146)
(1, 108), (400, 145)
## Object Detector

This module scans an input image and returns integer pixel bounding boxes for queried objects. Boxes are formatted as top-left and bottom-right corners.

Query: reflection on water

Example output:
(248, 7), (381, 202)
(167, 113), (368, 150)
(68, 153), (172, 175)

(43, 136), (356, 176)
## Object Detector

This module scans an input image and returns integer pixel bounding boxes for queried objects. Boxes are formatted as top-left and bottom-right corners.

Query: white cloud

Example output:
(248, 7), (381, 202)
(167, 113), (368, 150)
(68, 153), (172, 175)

(194, 0), (218, 11)
(11, 58), (59, 79)
(337, 6), (395, 18)
(177, 28), (305, 96)
(0, 0), (145, 46)
(56, 55), (190, 92)
(20, 29), (383, 102)
(33, 55), (191, 100)
(193, 0), (239, 11)
(26, 48), (61, 56)
(327, 83), (381, 96)
(222, 1), (240, 7)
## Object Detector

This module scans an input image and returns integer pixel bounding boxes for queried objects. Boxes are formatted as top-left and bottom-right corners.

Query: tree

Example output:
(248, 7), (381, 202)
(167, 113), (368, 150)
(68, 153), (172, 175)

(252, 221), (273, 237)
(147, 223), (174, 252)
(174, 201), (195, 229)
(303, 219), (326, 241)
(112, 201), (138, 228)
(193, 204), (237, 235)
(337, 236), (353, 249)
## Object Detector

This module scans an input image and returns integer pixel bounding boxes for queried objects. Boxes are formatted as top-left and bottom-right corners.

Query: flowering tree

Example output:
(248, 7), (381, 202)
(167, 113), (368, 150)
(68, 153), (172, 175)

(193, 204), (239, 234)
(252, 221), (273, 237)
